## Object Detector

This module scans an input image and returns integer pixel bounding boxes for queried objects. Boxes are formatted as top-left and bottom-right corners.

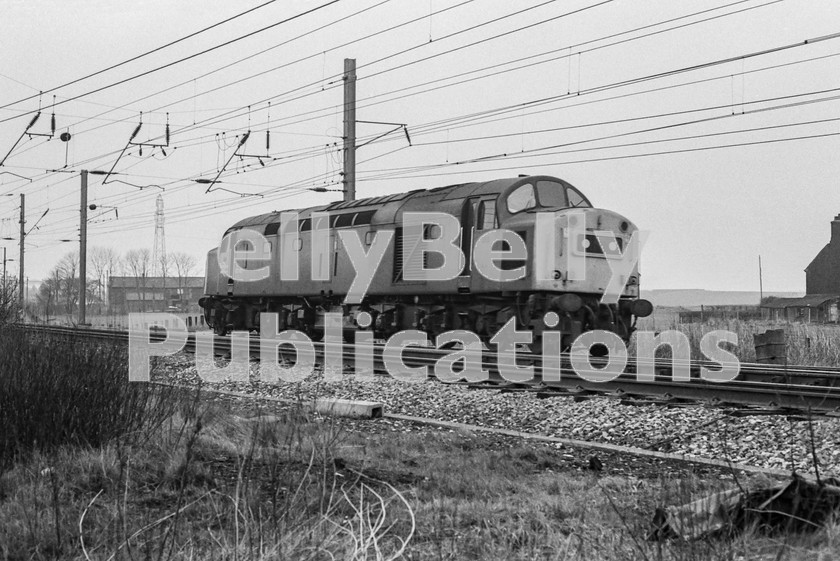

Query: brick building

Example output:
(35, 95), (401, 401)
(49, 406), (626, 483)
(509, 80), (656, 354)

(758, 214), (840, 323)
(805, 213), (840, 294)
(108, 276), (204, 314)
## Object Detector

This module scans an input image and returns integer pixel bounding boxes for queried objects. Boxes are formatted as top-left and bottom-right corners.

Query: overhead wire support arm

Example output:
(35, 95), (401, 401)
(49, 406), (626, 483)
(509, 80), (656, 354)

(26, 96), (57, 139)
(236, 105), (271, 165)
(2, 97), (58, 166)
(200, 130), (251, 193)
(0, 112), (41, 167)
(217, 187), (264, 197)
(128, 112), (172, 154)
(192, 181), (263, 198)
(0, 172), (33, 182)
(235, 133), (269, 166)
(101, 120), (143, 185)
(106, 179), (164, 191)
(88, 204), (119, 222)
(26, 209), (49, 236)
(355, 120), (412, 149)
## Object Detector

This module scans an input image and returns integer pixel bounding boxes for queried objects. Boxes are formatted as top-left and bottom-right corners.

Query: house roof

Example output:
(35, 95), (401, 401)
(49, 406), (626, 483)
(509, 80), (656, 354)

(108, 276), (204, 289)
(760, 294), (838, 309)
(806, 242), (837, 273)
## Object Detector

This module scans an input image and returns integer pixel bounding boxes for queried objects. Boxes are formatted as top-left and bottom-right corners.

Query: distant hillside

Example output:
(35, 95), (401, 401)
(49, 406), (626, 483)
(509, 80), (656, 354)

(641, 289), (803, 308)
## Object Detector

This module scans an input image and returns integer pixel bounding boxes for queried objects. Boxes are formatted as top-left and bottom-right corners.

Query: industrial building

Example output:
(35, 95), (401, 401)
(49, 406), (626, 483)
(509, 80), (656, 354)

(107, 276), (204, 314)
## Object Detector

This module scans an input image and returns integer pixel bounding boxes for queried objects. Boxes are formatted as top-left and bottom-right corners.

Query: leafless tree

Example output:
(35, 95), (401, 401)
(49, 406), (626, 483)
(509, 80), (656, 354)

(0, 275), (20, 324)
(171, 251), (197, 308)
(56, 251), (79, 316)
(91, 246), (119, 313)
(157, 253), (172, 306)
(36, 271), (61, 322)
(31, 252), (87, 321)
(124, 248), (151, 312)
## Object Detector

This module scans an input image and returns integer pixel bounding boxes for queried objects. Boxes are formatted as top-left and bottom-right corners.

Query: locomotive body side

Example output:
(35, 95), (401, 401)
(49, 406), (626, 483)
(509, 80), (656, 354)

(199, 175), (651, 346)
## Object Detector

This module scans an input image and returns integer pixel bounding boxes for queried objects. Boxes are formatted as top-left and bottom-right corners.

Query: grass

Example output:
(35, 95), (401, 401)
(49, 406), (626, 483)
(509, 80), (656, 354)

(5, 326), (840, 559)
(3, 399), (840, 560)
(0, 327), (181, 467)
(635, 318), (840, 367)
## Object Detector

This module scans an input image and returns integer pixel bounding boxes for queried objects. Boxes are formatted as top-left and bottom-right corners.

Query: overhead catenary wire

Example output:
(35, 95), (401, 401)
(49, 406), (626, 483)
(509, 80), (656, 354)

(0, 0), (282, 111)
(5, 0), (791, 175)
(8, 3), (840, 254)
(155, 0), (785, 142)
(62, 0), (600, 156)
(46, 105), (840, 237)
(13, 0), (765, 171)
(28, 81), (840, 239)
(36, 0), (407, 136)
(66, 39), (840, 183)
(0, 0), (343, 126)
(101, 0), (804, 162)
(355, 131), (840, 183)
(360, 113), (840, 182)
(16, 67), (836, 232)
(16, 3), (816, 208)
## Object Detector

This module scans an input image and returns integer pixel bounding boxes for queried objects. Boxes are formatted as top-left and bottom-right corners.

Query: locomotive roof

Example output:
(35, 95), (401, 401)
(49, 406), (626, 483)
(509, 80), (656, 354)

(226, 175), (570, 231)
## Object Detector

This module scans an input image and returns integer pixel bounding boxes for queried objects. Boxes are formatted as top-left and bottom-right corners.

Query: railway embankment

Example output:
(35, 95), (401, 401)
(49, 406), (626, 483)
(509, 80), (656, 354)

(156, 353), (840, 476)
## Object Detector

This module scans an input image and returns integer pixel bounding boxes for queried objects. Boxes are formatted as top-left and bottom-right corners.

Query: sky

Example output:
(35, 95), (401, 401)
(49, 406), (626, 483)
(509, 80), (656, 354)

(0, 0), (839, 292)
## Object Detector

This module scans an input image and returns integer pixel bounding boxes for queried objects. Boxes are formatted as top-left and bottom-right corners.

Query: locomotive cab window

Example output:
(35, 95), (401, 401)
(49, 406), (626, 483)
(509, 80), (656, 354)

(506, 180), (591, 213)
(566, 186), (591, 208)
(536, 180), (568, 208)
(506, 183), (537, 213)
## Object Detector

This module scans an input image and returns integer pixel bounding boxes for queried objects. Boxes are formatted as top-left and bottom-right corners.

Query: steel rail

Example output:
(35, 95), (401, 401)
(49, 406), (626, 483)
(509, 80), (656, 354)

(17, 323), (840, 413)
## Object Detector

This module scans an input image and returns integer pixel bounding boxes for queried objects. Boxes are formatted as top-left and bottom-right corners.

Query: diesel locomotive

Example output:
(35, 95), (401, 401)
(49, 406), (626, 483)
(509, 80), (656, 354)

(199, 175), (653, 348)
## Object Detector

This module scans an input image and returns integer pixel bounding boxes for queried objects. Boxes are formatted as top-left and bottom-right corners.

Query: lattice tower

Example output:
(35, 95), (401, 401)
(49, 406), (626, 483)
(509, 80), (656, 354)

(152, 195), (166, 277)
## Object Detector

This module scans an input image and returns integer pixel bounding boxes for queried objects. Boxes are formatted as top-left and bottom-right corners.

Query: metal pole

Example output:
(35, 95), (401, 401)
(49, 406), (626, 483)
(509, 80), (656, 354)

(80, 170), (88, 325)
(758, 255), (763, 304)
(18, 194), (24, 312)
(3, 247), (6, 305)
(342, 58), (356, 202)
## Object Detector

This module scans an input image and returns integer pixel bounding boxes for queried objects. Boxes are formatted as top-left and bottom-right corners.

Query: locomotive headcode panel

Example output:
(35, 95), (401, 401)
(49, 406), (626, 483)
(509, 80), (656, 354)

(198, 175), (652, 349)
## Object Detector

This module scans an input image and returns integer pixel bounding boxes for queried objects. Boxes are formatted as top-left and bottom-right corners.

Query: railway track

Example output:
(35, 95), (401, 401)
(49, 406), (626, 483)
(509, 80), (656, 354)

(19, 323), (840, 414)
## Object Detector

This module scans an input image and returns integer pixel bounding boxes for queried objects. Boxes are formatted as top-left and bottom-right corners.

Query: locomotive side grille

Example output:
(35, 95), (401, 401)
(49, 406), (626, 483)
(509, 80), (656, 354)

(392, 226), (428, 282)
(393, 227), (403, 282)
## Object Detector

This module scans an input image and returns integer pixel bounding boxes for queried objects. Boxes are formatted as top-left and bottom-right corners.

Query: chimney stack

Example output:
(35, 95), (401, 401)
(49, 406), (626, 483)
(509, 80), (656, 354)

(832, 214), (840, 243)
